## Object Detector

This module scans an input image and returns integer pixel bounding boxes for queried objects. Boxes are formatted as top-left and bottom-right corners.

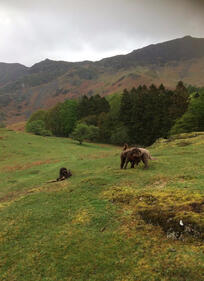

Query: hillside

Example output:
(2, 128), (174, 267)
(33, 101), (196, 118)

(0, 129), (204, 280)
(1, 36), (204, 124)
(0, 62), (28, 87)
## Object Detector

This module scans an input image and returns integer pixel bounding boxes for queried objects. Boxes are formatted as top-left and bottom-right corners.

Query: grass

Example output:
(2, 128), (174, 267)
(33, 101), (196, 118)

(0, 129), (204, 280)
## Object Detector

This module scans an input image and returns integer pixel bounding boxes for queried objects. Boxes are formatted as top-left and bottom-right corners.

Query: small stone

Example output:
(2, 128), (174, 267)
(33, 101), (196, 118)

(179, 220), (184, 226)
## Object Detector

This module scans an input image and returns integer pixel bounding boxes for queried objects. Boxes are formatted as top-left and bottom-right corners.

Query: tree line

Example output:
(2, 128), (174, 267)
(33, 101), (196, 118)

(26, 82), (204, 146)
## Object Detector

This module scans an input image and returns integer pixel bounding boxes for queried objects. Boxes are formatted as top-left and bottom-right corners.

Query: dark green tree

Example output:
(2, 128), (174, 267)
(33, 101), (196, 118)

(78, 94), (110, 119)
(46, 103), (62, 136)
(119, 89), (132, 125)
(170, 89), (204, 134)
(59, 99), (78, 136)
(46, 100), (78, 136)
(169, 81), (189, 121)
(110, 125), (130, 145)
(120, 84), (174, 146)
(78, 95), (90, 119)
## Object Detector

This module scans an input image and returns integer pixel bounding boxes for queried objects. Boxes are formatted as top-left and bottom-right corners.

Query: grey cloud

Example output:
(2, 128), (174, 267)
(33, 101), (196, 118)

(0, 0), (204, 66)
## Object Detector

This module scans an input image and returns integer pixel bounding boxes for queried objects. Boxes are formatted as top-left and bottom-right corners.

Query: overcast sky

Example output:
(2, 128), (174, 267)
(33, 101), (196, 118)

(0, 0), (204, 66)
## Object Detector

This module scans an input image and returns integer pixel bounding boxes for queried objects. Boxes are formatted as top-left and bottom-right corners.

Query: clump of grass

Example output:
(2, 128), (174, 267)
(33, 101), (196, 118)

(170, 132), (204, 140)
(103, 186), (136, 204)
(176, 141), (192, 146)
(152, 131), (204, 148)
(72, 209), (91, 225)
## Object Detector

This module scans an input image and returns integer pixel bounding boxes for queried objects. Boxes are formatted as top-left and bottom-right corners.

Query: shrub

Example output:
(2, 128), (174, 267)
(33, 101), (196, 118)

(71, 123), (90, 144)
(26, 120), (52, 136)
(40, 129), (52, 136)
(87, 125), (99, 142)
(28, 110), (47, 123)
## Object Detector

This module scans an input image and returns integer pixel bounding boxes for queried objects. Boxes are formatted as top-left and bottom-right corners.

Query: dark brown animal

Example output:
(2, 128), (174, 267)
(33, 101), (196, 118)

(121, 145), (153, 169)
(57, 167), (72, 181)
(121, 144), (141, 168)
(131, 148), (152, 169)
(121, 147), (140, 169)
(47, 167), (72, 183)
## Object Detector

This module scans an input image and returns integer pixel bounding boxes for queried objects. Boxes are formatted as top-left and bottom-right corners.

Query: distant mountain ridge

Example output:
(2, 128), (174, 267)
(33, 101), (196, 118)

(0, 62), (28, 87)
(98, 36), (204, 68)
(1, 35), (204, 124)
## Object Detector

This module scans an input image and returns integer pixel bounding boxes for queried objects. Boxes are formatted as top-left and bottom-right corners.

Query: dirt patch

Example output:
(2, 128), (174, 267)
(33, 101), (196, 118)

(7, 121), (26, 132)
(103, 187), (204, 241)
(0, 181), (70, 205)
(139, 205), (203, 240)
(0, 188), (39, 204)
(177, 175), (195, 181)
(147, 176), (170, 189)
(3, 159), (59, 172)
(138, 196), (204, 240)
(189, 201), (204, 213)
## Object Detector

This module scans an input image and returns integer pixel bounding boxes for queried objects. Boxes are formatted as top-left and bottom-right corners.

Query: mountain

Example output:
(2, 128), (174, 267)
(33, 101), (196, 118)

(99, 35), (204, 68)
(1, 36), (204, 124)
(0, 62), (28, 87)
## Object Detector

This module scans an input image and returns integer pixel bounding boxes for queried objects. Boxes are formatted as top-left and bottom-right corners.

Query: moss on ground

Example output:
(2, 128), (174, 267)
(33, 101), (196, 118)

(103, 186), (204, 240)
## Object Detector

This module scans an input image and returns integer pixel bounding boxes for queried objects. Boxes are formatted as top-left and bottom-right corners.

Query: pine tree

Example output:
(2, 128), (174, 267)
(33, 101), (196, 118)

(169, 81), (189, 120)
(119, 89), (132, 125)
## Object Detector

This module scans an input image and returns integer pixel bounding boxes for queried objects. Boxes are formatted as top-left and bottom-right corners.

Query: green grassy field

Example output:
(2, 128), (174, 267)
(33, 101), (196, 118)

(0, 129), (204, 281)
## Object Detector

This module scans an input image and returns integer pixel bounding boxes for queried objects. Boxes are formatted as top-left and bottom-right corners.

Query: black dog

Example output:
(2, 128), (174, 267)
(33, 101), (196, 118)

(47, 167), (72, 183)
(57, 167), (72, 181)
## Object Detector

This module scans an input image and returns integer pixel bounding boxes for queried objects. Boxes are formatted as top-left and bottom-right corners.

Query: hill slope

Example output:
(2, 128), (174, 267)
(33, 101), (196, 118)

(0, 62), (28, 87)
(1, 36), (204, 124)
(0, 129), (204, 280)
